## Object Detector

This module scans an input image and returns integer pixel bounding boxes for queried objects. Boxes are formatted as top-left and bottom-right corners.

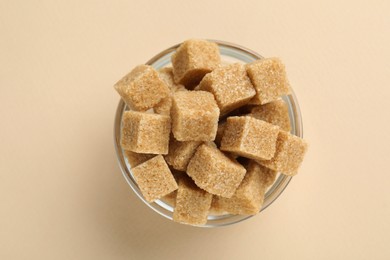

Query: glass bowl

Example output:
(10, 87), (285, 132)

(113, 40), (303, 227)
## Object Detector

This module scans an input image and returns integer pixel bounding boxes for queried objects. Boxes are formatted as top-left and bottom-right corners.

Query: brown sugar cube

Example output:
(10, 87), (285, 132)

(121, 111), (171, 154)
(187, 144), (246, 198)
(114, 65), (169, 111)
(164, 139), (202, 171)
(257, 130), (308, 176)
(221, 116), (280, 160)
(198, 63), (256, 115)
(124, 150), (155, 168)
(132, 155), (178, 202)
(250, 99), (291, 132)
(214, 121), (226, 147)
(171, 39), (221, 88)
(246, 58), (289, 105)
(211, 161), (276, 215)
(171, 91), (219, 141)
(173, 176), (212, 225)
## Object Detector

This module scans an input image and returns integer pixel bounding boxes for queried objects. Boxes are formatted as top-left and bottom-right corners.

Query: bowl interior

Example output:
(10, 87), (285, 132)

(114, 40), (303, 227)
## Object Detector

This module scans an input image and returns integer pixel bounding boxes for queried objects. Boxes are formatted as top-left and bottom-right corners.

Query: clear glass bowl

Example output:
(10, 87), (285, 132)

(113, 40), (303, 227)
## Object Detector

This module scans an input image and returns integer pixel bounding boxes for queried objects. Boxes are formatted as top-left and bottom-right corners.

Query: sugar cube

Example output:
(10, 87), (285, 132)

(187, 144), (246, 198)
(257, 130), (308, 176)
(132, 155), (178, 202)
(173, 176), (212, 225)
(246, 58), (289, 105)
(171, 91), (219, 141)
(114, 65), (169, 111)
(221, 116), (279, 160)
(198, 63), (256, 115)
(211, 161), (276, 215)
(121, 111), (171, 154)
(172, 39), (220, 88)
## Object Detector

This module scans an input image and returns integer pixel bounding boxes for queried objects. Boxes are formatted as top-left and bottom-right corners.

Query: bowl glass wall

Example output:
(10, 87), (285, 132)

(114, 40), (303, 227)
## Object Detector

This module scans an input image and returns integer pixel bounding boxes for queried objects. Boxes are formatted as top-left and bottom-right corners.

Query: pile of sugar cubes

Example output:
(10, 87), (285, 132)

(114, 39), (308, 226)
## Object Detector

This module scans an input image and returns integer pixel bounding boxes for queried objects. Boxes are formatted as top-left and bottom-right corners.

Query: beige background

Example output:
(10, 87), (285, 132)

(1, 0), (390, 259)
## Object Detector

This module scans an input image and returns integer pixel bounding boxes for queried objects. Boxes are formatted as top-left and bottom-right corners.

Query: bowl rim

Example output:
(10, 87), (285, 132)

(113, 40), (303, 227)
